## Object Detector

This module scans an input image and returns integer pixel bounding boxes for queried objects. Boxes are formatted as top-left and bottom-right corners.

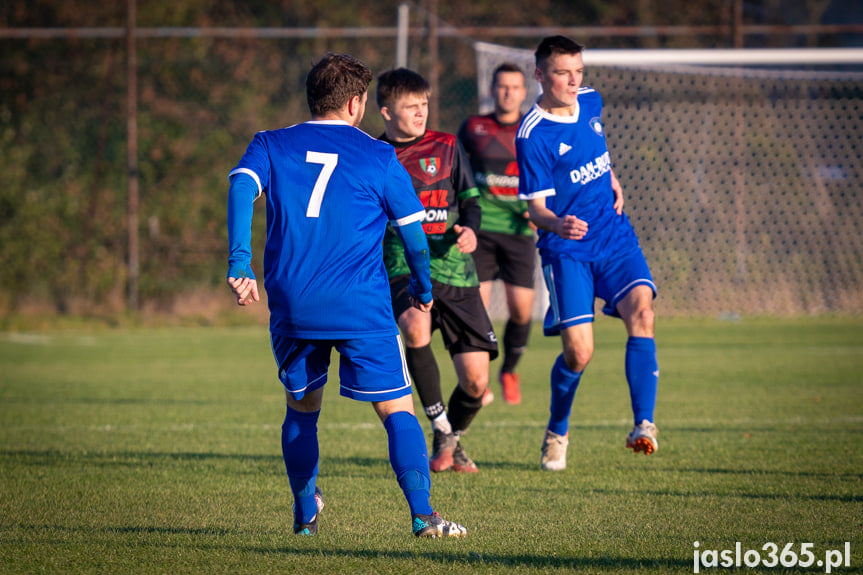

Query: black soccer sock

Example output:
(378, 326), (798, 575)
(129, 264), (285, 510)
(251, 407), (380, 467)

(501, 319), (531, 374)
(447, 385), (484, 435)
(404, 344), (445, 421)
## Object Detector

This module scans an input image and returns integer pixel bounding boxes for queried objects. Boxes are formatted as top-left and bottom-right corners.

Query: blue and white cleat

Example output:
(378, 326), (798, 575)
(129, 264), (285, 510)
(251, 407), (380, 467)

(292, 486), (325, 535)
(412, 512), (467, 538)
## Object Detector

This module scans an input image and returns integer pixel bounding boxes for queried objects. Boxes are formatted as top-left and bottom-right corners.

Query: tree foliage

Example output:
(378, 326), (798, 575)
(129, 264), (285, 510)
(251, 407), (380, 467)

(0, 0), (857, 314)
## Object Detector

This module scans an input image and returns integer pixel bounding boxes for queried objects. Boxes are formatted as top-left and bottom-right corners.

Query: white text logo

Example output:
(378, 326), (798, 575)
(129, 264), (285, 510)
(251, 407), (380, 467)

(570, 151), (611, 185)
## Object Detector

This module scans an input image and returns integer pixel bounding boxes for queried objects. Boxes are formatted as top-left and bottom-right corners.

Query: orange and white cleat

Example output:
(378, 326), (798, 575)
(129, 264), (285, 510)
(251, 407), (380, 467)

(430, 429), (458, 472)
(499, 371), (522, 405)
(452, 442), (479, 473)
(625, 420), (659, 454)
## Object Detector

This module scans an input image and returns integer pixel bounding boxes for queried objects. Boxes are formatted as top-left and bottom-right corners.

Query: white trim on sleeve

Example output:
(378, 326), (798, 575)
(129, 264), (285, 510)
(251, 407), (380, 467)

(390, 210), (425, 228)
(228, 168), (263, 199)
(519, 188), (555, 200)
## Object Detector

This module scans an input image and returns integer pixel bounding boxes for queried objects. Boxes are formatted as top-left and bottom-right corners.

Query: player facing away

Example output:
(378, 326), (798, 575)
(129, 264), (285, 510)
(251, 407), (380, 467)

(226, 53), (466, 537)
(458, 63), (535, 406)
(516, 36), (660, 471)
(377, 68), (499, 474)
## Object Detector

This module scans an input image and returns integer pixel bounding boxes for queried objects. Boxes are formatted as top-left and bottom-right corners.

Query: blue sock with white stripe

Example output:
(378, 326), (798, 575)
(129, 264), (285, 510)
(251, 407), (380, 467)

(625, 336), (658, 424)
(548, 354), (582, 436)
(282, 405), (320, 523)
(384, 411), (433, 517)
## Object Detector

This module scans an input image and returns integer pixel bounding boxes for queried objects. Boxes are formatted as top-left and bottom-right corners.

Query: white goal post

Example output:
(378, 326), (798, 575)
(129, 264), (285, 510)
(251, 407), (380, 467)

(475, 41), (863, 113)
(474, 42), (863, 318)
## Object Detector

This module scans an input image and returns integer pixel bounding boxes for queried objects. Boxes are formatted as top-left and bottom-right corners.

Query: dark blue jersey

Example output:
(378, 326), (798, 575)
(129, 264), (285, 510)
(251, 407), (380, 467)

(229, 120), (429, 338)
(517, 88), (640, 261)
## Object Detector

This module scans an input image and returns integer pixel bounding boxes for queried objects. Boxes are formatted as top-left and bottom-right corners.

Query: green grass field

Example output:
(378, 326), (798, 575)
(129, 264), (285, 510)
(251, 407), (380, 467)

(1, 316), (861, 574)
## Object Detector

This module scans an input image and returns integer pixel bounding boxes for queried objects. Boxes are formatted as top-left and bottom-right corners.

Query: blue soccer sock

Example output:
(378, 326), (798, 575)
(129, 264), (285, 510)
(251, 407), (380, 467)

(547, 354), (582, 436)
(281, 405), (320, 523)
(384, 411), (433, 517)
(625, 336), (659, 424)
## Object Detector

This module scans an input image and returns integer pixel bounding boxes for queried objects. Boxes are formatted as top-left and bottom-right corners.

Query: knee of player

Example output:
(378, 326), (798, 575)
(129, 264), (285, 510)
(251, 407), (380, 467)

(630, 306), (655, 336)
(564, 345), (592, 373)
(459, 375), (489, 398)
(508, 306), (533, 325)
(400, 322), (430, 346)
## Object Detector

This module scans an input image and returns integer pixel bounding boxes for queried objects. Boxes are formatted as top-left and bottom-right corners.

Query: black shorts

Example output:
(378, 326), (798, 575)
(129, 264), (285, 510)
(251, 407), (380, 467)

(473, 230), (537, 289)
(390, 276), (499, 360)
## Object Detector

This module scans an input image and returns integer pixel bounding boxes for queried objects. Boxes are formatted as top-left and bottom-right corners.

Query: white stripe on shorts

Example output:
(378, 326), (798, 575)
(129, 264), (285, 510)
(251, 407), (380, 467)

(543, 263), (560, 328)
(339, 334), (412, 399)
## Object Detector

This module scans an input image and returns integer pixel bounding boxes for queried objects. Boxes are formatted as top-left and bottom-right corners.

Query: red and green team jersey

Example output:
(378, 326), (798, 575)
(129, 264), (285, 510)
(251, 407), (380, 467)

(382, 130), (480, 287)
(458, 114), (533, 237)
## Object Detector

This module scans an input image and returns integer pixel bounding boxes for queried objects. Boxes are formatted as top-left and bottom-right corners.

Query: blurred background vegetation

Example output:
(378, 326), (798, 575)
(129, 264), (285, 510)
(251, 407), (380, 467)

(1, 0), (861, 324)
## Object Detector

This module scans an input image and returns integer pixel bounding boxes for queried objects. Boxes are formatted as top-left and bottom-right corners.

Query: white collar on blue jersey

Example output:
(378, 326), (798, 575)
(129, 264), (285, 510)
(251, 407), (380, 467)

(306, 119), (352, 126)
(531, 96), (580, 123)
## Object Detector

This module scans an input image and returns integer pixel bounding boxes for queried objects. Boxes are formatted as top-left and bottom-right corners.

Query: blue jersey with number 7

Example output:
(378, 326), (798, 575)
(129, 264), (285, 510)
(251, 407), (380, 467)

(228, 120), (427, 339)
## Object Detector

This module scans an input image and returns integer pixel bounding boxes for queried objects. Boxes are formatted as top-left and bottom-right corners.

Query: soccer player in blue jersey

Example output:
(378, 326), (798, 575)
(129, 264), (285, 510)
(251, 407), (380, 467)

(226, 53), (466, 537)
(516, 36), (660, 471)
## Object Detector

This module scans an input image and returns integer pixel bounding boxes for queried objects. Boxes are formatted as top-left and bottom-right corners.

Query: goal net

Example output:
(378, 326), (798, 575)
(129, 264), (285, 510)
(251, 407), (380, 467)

(475, 42), (863, 318)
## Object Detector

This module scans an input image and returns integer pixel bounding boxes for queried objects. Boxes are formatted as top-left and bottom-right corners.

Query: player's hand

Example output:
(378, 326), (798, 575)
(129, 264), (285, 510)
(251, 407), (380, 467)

(227, 276), (260, 306)
(409, 295), (433, 313)
(556, 215), (588, 240)
(453, 224), (477, 253)
(522, 210), (538, 232)
(611, 170), (624, 215)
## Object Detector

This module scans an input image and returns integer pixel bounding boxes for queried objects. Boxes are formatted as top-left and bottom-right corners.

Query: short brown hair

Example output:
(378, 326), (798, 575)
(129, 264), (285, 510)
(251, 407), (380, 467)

(491, 62), (525, 88)
(534, 36), (585, 70)
(306, 53), (373, 116)
(375, 68), (430, 110)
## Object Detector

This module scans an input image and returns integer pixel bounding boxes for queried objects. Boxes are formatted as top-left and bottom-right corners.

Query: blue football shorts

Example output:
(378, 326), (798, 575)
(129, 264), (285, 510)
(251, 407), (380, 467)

(541, 246), (657, 336)
(270, 333), (413, 402)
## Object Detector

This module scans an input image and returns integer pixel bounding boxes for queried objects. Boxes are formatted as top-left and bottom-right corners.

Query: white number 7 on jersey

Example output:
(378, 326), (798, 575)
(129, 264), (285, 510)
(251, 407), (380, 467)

(305, 151), (338, 218)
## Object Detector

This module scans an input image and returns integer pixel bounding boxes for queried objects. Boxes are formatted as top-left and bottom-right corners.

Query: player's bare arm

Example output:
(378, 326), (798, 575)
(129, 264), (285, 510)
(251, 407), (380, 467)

(527, 197), (588, 240)
(610, 169), (624, 215)
(453, 224), (477, 253)
(409, 295), (434, 313)
(227, 276), (259, 306)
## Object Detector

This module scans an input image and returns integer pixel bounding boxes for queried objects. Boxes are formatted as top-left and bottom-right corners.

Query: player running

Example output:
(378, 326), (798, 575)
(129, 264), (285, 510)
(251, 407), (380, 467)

(516, 36), (660, 471)
(459, 62), (535, 406)
(226, 53), (466, 537)
(377, 68), (498, 474)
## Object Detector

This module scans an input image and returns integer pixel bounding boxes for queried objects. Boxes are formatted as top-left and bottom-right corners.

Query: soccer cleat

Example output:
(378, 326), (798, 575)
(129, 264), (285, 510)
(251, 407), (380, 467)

(499, 371), (522, 405)
(430, 430), (458, 472)
(292, 486), (325, 535)
(626, 420), (658, 455)
(412, 511), (468, 538)
(540, 429), (569, 471)
(480, 386), (494, 406)
(452, 442), (479, 473)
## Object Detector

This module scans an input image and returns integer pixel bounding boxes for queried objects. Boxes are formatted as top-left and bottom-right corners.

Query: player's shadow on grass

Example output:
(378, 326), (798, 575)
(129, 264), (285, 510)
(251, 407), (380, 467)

(11, 524), (692, 571)
(0, 449), (283, 473)
(260, 546), (692, 571)
(671, 425), (863, 435)
(669, 466), (863, 480)
(585, 486), (860, 504)
(324, 454), (538, 473)
(1, 449), (538, 475)
(12, 523), (242, 541)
